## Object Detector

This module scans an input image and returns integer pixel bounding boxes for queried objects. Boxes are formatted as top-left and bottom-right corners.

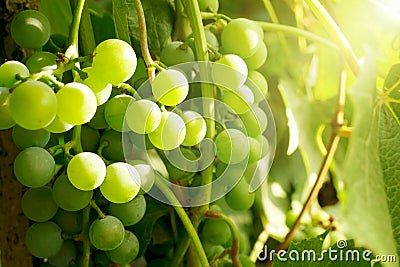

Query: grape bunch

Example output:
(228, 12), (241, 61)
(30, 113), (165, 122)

(0, 2), (274, 266)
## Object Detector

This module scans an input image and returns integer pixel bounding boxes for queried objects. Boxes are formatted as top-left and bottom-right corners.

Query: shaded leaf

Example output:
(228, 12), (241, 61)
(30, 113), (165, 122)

(39, 0), (72, 36)
(112, 0), (131, 44)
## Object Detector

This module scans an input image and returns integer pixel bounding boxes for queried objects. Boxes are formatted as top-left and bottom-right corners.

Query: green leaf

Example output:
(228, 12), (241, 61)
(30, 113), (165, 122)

(88, 0), (116, 44)
(39, 0), (72, 36)
(112, 0), (131, 44)
(126, 0), (174, 56)
(127, 197), (169, 257)
(340, 51), (398, 265)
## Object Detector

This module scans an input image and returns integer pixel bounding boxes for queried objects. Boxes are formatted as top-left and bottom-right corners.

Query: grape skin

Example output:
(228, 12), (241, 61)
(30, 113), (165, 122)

(25, 222), (64, 258)
(126, 99), (162, 134)
(215, 128), (249, 164)
(89, 215), (125, 251)
(212, 54), (248, 91)
(152, 69), (189, 106)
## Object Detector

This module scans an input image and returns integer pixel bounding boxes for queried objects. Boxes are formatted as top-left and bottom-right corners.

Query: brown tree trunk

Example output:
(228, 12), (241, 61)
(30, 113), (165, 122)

(0, 130), (32, 267)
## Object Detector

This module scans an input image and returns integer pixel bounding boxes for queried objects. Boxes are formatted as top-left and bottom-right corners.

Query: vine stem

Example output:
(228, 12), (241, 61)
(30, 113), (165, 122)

(154, 177), (209, 266)
(303, 0), (360, 76)
(80, 205), (91, 267)
(66, 0), (86, 59)
(275, 71), (347, 257)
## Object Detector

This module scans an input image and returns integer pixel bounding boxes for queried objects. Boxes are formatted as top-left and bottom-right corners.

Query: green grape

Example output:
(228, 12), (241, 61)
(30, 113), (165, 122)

(148, 111), (186, 150)
(75, 67), (112, 105)
(106, 230), (139, 264)
(214, 161), (244, 186)
(108, 195), (146, 226)
(131, 163), (155, 194)
(25, 222), (63, 258)
(198, 0), (219, 13)
(48, 239), (77, 267)
(222, 84), (254, 114)
(88, 103), (108, 129)
(11, 10), (51, 49)
(12, 124), (50, 149)
(212, 54), (248, 91)
(81, 125), (100, 152)
(104, 94), (134, 132)
(53, 209), (82, 235)
(126, 99), (162, 134)
(203, 242), (225, 261)
(152, 69), (189, 106)
(21, 186), (58, 222)
(244, 41), (267, 70)
(181, 110), (206, 146)
(255, 134), (270, 158)
(189, 30), (219, 60)
(52, 175), (93, 211)
(165, 148), (198, 180)
(56, 82), (97, 125)
(160, 41), (195, 66)
(248, 137), (262, 164)
(100, 130), (126, 161)
(285, 210), (299, 228)
(0, 87), (15, 129)
(0, 60), (30, 88)
(10, 80), (57, 130)
(25, 51), (57, 73)
(92, 39), (137, 84)
(44, 115), (74, 133)
(100, 162), (140, 203)
(67, 152), (106, 191)
(201, 219), (231, 245)
(246, 70), (268, 104)
(225, 178), (254, 211)
(215, 129), (249, 164)
(240, 105), (268, 137)
(14, 147), (55, 187)
(89, 215), (125, 251)
(221, 18), (263, 58)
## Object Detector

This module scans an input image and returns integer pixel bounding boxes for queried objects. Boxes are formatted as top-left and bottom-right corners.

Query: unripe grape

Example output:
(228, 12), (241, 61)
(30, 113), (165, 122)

(181, 110), (207, 146)
(126, 99), (162, 134)
(222, 84), (254, 114)
(225, 178), (255, 211)
(246, 70), (268, 104)
(75, 67), (112, 105)
(201, 219), (231, 245)
(106, 230), (140, 264)
(244, 41), (267, 70)
(25, 52), (57, 73)
(160, 41), (195, 66)
(89, 215), (125, 251)
(105, 94), (134, 132)
(152, 69), (189, 106)
(25, 222), (63, 258)
(0, 61), (30, 88)
(198, 0), (219, 13)
(215, 128), (249, 164)
(212, 54), (248, 91)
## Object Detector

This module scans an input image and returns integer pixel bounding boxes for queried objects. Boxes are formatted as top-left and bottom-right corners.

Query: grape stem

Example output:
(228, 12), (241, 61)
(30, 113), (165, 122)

(66, 0), (87, 59)
(154, 177), (209, 266)
(90, 200), (106, 219)
(71, 125), (83, 154)
(80, 205), (92, 267)
(205, 210), (242, 267)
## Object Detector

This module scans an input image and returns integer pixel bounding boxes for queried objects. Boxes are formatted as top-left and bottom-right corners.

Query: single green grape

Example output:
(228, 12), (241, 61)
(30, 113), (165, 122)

(92, 39), (137, 84)
(152, 69), (189, 106)
(240, 105), (268, 137)
(11, 10), (51, 49)
(148, 111), (186, 150)
(99, 130), (126, 161)
(126, 99), (162, 134)
(52, 174), (93, 211)
(108, 195), (146, 226)
(198, 0), (219, 13)
(222, 84), (254, 114)
(160, 41), (195, 66)
(131, 163), (156, 194)
(56, 82), (97, 125)
(21, 186), (58, 222)
(53, 209), (82, 235)
(106, 230), (139, 264)
(221, 18), (264, 58)
(104, 94), (134, 132)
(244, 41), (267, 70)
(88, 103), (109, 129)
(215, 128), (249, 164)
(10, 80), (57, 130)
(75, 67), (112, 106)
(246, 70), (268, 104)
(201, 219), (231, 245)
(0, 87), (15, 129)
(0, 60), (30, 88)
(89, 215), (125, 251)
(248, 136), (262, 164)
(100, 162), (141, 203)
(25, 222), (63, 258)
(225, 178), (255, 211)
(25, 51), (57, 73)
(44, 115), (74, 133)
(14, 147), (55, 187)
(165, 147), (198, 180)
(48, 239), (77, 267)
(12, 124), (50, 149)
(67, 152), (106, 191)
(181, 110), (207, 146)
(255, 134), (270, 158)
(212, 54), (248, 91)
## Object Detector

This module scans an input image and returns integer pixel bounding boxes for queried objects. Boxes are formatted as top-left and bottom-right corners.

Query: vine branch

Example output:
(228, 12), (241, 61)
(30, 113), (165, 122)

(66, 0), (86, 59)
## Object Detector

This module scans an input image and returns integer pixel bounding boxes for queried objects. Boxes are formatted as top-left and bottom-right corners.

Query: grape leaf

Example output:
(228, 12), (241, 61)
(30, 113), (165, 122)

(340, 51), (398, 265)
(126, 0), (174, 56)
(39, 0), (72, 36)
(111, 0), (131, 44)
(127, 197), (169, 257)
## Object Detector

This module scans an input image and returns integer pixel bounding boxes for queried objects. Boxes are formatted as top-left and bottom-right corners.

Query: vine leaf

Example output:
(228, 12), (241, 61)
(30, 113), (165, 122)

(379, 63), (400, 258)
(39, 0), (72, 36)
(112, 0), (131, 44)
(341, 50), (398, 265)
(126, 0), (174, 56)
